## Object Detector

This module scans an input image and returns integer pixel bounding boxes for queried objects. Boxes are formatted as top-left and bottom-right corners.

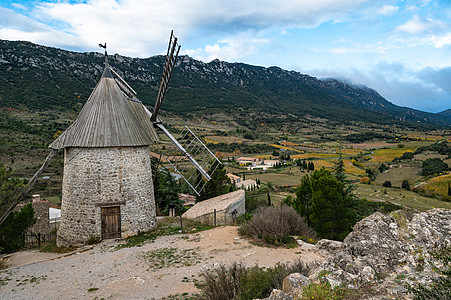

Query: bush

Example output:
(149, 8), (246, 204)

(402, 180), (410, 190)
(197, 260), (311, 300)
(239, 205), (317, 246)
(0, 203), (35, 253)
(421, 158), (449, 176)
(360, 177), (371, 184)
(383, 180), (392, 188)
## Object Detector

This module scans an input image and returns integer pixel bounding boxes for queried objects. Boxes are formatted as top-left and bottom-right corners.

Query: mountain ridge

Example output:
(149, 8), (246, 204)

(0, 39), (449, 127)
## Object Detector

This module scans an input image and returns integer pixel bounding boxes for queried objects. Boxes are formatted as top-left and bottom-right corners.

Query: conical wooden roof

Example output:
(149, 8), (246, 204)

(50, 67), (158, 149)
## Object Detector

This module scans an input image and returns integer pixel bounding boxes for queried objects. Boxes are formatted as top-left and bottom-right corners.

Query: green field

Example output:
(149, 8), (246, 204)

(354, 183), (451, 211)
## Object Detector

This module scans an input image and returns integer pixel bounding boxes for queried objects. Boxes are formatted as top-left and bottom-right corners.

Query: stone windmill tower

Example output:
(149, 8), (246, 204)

(49, 32), (219, 246)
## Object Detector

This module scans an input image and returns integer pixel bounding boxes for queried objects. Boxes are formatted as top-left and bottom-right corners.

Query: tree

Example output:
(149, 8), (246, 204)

(196, 161), (233, 202)
(421, 158), (449, 176)
(383, 180), (392, 188)
(0, 203), (35, 253)
(402, 180), (410, 190)
(0, 164), (26, 222)
(294, 168), (352, 240)
(154, 167), (181, 215)
(378, 163), (388, 173)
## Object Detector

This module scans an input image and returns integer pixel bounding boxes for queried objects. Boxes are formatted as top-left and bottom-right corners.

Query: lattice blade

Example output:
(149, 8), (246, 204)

(153, 125), (221, 196)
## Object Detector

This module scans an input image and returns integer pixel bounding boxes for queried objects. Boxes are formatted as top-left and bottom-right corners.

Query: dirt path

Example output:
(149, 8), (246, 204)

(0, 226), (324, 300)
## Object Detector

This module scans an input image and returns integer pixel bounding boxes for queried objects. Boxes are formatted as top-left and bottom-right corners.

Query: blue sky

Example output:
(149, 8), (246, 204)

(0, 0), (450, 113)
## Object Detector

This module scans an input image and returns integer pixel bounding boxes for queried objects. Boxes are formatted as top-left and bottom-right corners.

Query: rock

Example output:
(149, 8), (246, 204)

(264, 289), (294, 300)
(282, 273), (309, 296)
(313, 239), (344, 257)
(304, 209), (451, 296)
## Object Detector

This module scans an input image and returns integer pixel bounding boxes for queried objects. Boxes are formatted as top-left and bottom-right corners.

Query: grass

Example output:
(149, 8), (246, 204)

(370, 147), (416, 163)
(354, 183), (451, 211)
(142, 247), (202, 270)
(418, 173), (451, 198)
(373, 165), (422, 188)
(291, 153), (338, 159)
(40, 242), (77, 253)
(115, 217), (214, 250)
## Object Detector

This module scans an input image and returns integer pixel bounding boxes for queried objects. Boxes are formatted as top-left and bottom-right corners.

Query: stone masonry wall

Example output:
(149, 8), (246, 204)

(57, 146), (156, 246)
(15, 201), (50, 235)
(190, 193), (245, 226)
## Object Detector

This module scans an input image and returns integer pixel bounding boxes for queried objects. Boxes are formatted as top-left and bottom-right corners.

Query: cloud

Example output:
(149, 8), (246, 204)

(0, 0), (372, 57)
(185, 33), (269, 62)
(305, 62), (451, 113)
(427, 33), (451, 48)
(11, 3), (27, 10)
(328, 41), (397, 54)
(378, 5), (398, 16)
(395, 15), (439, 34)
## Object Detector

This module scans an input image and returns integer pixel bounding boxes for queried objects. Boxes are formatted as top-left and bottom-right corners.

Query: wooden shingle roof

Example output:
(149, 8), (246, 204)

(50, 67), (159, 149)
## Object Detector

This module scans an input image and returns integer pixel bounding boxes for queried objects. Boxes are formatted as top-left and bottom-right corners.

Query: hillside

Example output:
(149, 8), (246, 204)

(1, 39), (450, 127)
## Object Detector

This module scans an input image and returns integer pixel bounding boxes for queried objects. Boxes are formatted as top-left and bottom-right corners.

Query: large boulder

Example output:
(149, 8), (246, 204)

(306, 209), (450, 297)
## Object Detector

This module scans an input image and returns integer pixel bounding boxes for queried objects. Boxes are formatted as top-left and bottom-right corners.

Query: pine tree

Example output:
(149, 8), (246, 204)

(293, 168), (352, 241)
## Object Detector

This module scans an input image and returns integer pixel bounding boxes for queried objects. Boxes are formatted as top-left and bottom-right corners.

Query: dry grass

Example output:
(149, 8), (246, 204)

(418, 173), (451, 197)
(370, 147), (416, 163)
(291, 153), (337, 159)
(341, 148), (362, 155)
(270, 144), (302, 152)
(354, 183), (451, 211)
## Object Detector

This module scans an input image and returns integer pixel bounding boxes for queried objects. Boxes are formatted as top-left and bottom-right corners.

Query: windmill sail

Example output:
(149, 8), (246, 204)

(148, 31), (222, 196)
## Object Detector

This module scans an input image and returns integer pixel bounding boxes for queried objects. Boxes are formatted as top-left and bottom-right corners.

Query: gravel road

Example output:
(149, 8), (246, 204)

(0, 226), (323, 299)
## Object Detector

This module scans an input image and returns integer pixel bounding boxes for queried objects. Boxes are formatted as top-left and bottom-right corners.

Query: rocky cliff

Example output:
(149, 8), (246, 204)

(266, 208), (451, 299)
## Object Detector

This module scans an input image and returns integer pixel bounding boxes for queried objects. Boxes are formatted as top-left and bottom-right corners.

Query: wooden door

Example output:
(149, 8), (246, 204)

(101, 206), (121, 239)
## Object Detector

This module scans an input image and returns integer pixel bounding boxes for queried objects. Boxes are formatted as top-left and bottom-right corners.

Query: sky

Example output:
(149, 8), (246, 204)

(0, 0), (450, 113)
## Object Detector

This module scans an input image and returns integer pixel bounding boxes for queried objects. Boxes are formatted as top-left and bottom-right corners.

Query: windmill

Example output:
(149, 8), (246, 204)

(0, 31), (221, 245)
(112, 31), (221, 196)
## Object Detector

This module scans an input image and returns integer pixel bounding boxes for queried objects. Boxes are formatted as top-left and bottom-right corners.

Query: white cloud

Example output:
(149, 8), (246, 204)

(186, 33), (269, 62)
(11, 3), (27, 10)
(378, 5), (398, 16)
(329, 42), (397, 55)
(305, 62), (451, 113)
(428, 33), (451, 48)
(395, 15), (438, 34)
(0, 0), (372, 57)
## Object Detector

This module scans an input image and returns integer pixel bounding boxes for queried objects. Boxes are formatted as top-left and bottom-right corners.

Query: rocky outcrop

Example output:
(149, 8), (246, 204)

(269, 209), (451, 299)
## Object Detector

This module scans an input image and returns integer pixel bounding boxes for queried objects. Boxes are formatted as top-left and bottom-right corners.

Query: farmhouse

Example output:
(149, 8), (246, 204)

(226, 173), (242, 185)
(236, 157), (262, 166)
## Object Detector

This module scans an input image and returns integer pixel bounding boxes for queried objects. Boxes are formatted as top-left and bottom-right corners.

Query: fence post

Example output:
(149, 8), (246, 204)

(214, 209), (216, 227)
(180, 214), (184, 234)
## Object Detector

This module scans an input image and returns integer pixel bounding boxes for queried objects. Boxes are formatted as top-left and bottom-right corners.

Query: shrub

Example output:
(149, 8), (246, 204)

(383, 180), (392, 188)
(360, 177), (371, 184)
(239, 205), (317, 246)
(421, 158), (449, 176)
(197, 260), (311, 300)
(402, 180), (410, 190)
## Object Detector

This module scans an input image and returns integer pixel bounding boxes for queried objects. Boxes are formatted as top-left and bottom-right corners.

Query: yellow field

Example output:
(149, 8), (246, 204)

(370, 147), (416, 163)
(312, 160), (335, 169)
(254, 154), (273, 159)
(291, 153), (337, 159)
(420, 173), (451, 197)
(343, 159), (366, 175)
(204, 137), (220, 144)
(341, 148), (362, 156)
(270, 144), (302, 152)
